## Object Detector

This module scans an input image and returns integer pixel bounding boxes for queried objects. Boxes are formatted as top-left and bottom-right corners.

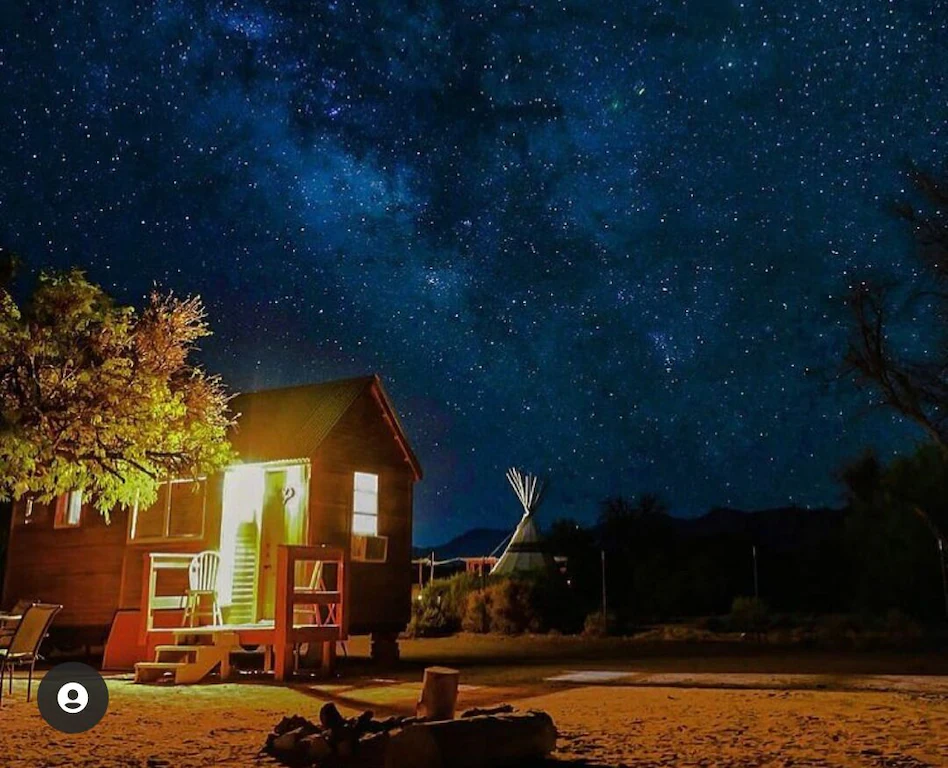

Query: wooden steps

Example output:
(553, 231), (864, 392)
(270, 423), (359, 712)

(228, 521), (258, 625)
(135, 630), (240, 685)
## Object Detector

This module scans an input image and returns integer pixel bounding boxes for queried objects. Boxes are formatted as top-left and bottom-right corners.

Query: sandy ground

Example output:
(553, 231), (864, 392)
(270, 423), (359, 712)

(0, 636), (946, 767)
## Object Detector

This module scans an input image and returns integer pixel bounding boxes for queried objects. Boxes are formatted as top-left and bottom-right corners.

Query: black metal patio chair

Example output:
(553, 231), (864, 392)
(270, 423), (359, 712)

(0, 603), (62, 704)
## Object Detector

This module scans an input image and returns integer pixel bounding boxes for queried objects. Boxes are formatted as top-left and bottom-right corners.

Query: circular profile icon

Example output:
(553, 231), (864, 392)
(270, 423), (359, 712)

(37, 662), (109, 733)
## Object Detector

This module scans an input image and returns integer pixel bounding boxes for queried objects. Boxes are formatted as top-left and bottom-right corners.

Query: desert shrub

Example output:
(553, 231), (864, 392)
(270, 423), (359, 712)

(882, 608), (923, 643)
(729, 596), (769, 633)
(582, 611), (617, 637)
(461, 589), (492, 633)
(407, 572), (481, 637)
(485, 578), (541, 634)
(407, 599), (451, 638)
(410, 572), (582, 637)
(813, 613), (859, 648)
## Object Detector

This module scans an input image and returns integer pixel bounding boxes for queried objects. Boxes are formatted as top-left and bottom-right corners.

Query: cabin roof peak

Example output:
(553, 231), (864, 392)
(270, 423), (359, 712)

(228, 374), (422, 479)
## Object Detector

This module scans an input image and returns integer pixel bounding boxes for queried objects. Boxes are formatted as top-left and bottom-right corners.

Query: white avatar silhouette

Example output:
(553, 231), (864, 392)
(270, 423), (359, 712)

(57, 682), (89, 714)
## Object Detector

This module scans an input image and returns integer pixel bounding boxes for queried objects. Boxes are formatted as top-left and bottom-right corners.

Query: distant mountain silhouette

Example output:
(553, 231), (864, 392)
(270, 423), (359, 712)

(413, 527), (509, 560)
(417, 506), (847, 559)
(673, 506), (847, 550)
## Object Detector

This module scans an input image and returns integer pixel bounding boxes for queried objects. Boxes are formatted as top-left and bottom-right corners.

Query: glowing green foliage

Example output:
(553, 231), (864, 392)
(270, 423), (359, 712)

(0, 269), (235, 517)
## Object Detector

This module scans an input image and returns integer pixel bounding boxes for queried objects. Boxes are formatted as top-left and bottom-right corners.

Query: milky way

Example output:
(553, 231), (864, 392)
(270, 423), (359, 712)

(1, 1), (945, 542)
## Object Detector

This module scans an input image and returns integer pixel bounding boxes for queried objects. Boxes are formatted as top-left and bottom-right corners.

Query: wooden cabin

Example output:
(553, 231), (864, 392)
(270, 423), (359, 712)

(1, 375), (421, 679)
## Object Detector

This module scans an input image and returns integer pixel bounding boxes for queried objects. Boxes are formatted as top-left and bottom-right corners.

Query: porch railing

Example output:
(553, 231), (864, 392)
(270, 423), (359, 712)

(273, 544), (348, 681)
(140, 552), (194, 633)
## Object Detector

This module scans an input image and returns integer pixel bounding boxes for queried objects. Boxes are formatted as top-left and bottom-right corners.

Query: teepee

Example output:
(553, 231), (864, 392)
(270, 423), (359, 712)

(491, 467), (553, 576)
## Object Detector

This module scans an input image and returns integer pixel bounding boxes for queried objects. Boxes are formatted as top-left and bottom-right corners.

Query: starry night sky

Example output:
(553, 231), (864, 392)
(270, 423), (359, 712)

(1, 2), (945, 544)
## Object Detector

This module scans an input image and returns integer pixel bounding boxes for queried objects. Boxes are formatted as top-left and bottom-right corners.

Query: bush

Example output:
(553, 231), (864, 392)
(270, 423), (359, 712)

(486, 578), (540, 634)
(730, 596), (769, 633)
(883, 608), (923, 643)
(409, 571), (582, 637)
(582, 611), (616, 637)
(813, 613), (860, 648)
(461, 589), (492, 633)
(407, 572), (481, 637)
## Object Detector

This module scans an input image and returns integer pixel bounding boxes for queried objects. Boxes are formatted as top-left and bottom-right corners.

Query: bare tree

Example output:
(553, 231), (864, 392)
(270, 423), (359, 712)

(845, 166), (948, 446)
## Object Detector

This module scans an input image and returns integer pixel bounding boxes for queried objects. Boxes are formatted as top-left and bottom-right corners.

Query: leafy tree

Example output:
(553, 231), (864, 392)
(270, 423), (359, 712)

(0, 247), (20, 288)
(840, 446), (947, 619)
(845, 166), (948, 446)
(0, 269), (234, 516)
(597, 494), (674, 622)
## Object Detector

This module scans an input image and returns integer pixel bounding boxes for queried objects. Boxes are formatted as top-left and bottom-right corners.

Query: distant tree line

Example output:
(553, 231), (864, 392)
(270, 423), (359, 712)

(546, 443), (947, 629)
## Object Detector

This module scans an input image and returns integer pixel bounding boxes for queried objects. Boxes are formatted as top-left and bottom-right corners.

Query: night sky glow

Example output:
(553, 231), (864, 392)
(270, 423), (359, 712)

(1, 2), (945, 543)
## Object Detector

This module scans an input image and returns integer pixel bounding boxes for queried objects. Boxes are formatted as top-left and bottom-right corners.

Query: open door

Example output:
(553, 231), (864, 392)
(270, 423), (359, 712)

(256, 466), (308, 621)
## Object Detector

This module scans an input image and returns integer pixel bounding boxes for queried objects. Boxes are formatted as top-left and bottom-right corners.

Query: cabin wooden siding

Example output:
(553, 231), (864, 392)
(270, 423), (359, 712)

(2, 378), (419, 641)
(311, 386), (415, 634)
(2, 501), (127, 633)
(117, 475), (225, 610)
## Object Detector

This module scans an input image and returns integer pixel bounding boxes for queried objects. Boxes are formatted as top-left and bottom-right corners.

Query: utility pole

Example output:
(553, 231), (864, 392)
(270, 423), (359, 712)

(429, 551), (435, 584)
(752, 544), (759, 600)
(601, 549), (607, 618)
(938, 538), (948, 622)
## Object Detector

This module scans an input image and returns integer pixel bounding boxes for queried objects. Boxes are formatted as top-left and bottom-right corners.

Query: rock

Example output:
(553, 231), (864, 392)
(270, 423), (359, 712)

(272, 726), (305, 753)
(385, 724), (442, 768)
(386, 710), (557, 768)
(356, 731), (391, 768)
(300, 733), (333, 762)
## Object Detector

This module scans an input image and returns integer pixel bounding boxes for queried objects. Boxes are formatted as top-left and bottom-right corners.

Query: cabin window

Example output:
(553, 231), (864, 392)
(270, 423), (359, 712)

(17, 497), (53, 527)
(130, 479), (206, 541)
(352, 472), (379, 536)
(54, 492), (83, 529)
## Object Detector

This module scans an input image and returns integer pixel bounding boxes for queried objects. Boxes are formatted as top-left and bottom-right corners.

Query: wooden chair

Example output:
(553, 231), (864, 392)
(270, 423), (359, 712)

(0, 603), (62, 704)
(182, 551), (223, 627)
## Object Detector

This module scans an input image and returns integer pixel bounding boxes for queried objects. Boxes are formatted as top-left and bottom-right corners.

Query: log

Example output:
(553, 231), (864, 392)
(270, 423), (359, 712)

(460, 703), (515, 718)
(385, 711), (557, 768)
(416, 666), (460, 721)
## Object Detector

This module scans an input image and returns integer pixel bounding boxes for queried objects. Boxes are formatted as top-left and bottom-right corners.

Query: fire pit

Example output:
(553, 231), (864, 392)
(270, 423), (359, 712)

(263, 702), (557, 768)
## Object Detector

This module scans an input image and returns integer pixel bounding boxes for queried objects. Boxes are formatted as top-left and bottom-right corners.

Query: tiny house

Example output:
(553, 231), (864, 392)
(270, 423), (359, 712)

(2, 375), (421, 677)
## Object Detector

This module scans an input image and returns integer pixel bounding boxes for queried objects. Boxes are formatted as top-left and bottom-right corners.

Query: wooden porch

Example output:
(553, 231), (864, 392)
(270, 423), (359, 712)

(135, 543), (348, 684)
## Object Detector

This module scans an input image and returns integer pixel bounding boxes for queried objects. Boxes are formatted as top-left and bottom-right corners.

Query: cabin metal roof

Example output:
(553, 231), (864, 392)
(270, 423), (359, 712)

(228, 375), (422, 479)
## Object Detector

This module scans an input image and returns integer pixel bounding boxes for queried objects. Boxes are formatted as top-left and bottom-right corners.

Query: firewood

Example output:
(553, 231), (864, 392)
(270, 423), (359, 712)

(460, 703), (515, 718)
(353, 709), (376, 737)
(319, 702), (346, 732)
(274, 714), (317, 736)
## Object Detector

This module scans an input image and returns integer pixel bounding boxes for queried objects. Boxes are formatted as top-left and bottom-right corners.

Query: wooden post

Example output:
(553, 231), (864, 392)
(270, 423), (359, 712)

(273, 545), (293, 682)
(600, 549), (607, 619)
(320, 639), (336, 676)
(417, 666), (460, 720)
(139, 554), (153, 641)
(752, 544), (759, 600)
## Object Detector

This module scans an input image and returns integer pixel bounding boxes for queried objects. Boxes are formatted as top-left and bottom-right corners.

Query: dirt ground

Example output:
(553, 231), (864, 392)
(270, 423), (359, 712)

(1, 634), (946, 767)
